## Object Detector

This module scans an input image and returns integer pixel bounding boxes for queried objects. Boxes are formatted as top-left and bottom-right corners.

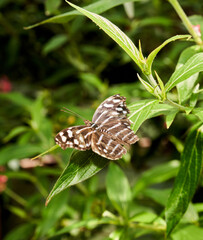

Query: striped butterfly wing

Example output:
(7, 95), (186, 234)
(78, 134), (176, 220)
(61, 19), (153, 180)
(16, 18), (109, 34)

(92, 94), (129, 124)
(91, 94), (138, 159)
(91, 131), (127, 160)
(55, 125), (92, 151)
(100, 118), (139, 146)
(92, 94), (138, 146)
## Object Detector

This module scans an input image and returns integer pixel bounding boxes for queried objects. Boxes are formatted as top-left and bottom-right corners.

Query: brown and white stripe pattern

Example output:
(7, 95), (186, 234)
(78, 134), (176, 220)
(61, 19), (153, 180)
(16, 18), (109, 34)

(55, 94), (139, 160)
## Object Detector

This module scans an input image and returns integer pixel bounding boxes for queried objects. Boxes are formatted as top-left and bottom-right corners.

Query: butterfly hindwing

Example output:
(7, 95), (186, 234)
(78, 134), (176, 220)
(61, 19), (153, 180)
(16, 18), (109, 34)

(91, 131), (127, 160)
(55, 126), (92, 151)
(100, 118), (139, 145)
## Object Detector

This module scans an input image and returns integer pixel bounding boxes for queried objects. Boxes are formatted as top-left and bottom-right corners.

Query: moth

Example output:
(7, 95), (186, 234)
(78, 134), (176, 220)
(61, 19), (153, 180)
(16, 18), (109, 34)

(55, 94), (138, 160)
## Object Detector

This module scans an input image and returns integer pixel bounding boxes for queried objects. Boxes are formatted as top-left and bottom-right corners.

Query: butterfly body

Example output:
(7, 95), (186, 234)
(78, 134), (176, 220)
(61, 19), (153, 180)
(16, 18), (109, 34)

(55, 94), (138, 160)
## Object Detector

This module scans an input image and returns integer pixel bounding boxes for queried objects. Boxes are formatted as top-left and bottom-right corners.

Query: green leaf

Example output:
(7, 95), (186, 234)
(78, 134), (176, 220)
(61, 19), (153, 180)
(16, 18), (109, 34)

(35, 190), (69, 238)
(183, 203), (199, 223)
(130, 211), (162, 224)
(165, 124), (203, 236)
(194, 203), (203, 212)
(165, 110), (178, 129)
(4, 223), (35, 240)
(42, 34), (68, 55)
(128, 99), (159, 132)
(142, 188), (171, 206)
(67, 1), (142, 69)
(25, 0), (143, 29)
(0, 92), (32, 108)
(45, 0), (61, 15)
(133, 160), (180, 197)
(137, 74), (155, 96)
(79, 72), (107, 93)
(148, 102), (175, 118)
(109, 228), (130, 240)
(193, 108), (203, 122)
(171, 225), (203, 240)
(46, 150), (109, 205)
(154, 71), (166, 100)
(176, 46), (202, 103)
(106, 163), (132, 218)
(3, 126), (29, 142)
(189, 84), (200, 108)
(165, 53), (203, 92)
(8, 205), (27, 219)
(0, 144), (43, 165)
(146, 35), (191, 74)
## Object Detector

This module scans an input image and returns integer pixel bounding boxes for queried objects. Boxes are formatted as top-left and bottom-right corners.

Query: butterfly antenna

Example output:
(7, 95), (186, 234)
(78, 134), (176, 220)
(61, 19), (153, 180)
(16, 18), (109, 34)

(61, 107), (86, 121)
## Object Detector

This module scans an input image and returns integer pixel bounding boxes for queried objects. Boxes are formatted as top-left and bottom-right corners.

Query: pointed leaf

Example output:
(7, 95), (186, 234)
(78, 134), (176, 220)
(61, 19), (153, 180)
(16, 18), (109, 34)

(106, 163), (132, 217)
(133, 160), (180, 197)
(165, 110), (178, 129)
(46, 150), (109, 205)
(166, 124), (203, 236)
(165, 53), (203, 92)
(154, 71), (166, 100)
(25, 0), (144, 29)
(146, 35), (191, 74)
(137, 74), (155, 96)
(176, 46), (202, 103)
(189, 84), (200, 108)
(129, 99), (158, 132)
(67, 1), (142, 69)
(3, 126), (29, 142)
(36, 190), (69, 238)
(193, 108), (203, 122)
(42, 34), (68, 55)
(0, 92), (32, 108)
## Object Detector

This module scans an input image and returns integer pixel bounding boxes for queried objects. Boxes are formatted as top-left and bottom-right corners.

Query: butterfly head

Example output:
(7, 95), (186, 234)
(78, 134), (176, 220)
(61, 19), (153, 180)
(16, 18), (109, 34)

(84, 120), (92, 127)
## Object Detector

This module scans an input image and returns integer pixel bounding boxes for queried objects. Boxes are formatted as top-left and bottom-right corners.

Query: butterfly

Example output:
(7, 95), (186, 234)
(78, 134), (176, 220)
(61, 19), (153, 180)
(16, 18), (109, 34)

(55, 94), (138, 160)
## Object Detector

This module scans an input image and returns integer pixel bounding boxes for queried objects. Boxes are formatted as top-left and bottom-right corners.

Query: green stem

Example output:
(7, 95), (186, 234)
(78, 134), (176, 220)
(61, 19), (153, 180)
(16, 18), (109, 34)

(129, 221), (166, 232)
(76, 182), (90, 196)
(168, 0), (203, 46)
(5, 188), (27, 206)
(32, 177), (48, 198)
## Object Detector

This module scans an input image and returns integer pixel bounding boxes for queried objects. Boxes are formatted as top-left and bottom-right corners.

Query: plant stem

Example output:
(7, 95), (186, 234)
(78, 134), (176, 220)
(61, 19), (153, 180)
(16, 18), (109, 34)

(168, 0), (203, 46)
(129, 221), (166, 233)
(5, 187), (27, 206)
(32, 178), (48, 198)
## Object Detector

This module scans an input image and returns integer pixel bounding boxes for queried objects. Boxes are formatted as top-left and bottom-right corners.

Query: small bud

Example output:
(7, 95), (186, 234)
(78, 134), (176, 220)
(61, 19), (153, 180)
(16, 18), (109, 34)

(192, 25), (201, 37)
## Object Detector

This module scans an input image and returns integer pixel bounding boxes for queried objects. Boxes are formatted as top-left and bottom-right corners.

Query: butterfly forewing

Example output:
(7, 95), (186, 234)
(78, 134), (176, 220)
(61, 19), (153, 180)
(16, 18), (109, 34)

(92, 94), (129, 124)
(55, 126), (92, 151)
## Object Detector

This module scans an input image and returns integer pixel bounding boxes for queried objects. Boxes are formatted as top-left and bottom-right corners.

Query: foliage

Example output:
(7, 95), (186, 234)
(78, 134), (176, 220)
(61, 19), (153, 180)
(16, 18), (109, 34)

(0, 0), (203, 239)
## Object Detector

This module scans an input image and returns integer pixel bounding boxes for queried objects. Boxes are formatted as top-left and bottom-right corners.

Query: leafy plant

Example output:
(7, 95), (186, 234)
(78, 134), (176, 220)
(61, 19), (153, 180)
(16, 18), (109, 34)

(1, 0), (203, 239)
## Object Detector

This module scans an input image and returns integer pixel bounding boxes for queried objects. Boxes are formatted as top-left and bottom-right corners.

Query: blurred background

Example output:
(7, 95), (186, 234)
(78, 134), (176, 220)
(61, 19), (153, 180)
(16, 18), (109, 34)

(0, 0), (203, 239)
